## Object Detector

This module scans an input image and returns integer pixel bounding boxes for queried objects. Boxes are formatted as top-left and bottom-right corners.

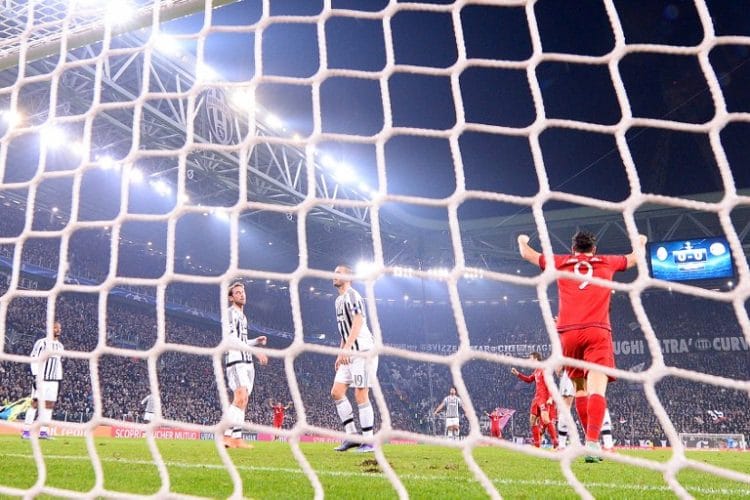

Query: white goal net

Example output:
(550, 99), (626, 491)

(1, 0), (749, 498)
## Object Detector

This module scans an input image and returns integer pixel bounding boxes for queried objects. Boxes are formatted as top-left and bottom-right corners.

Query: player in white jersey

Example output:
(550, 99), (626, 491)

(141, 394), (155, 423)
(434, 387), (463, 440)
(556, 367), (575, 449)
(556, 367), (614, 450)
(331, 264), (377, 453)
(222, 282), (268, 449)
(22, 321), (63, 440)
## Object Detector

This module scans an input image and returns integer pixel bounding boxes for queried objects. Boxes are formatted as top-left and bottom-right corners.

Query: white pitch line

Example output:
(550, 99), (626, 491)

(5, 453), (750, 497)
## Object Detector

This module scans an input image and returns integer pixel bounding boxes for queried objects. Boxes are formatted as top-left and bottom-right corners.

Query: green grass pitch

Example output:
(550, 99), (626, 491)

(0, 436), (748, 498)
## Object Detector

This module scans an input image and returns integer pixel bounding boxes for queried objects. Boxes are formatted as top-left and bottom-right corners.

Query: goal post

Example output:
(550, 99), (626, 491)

(679, 433), (747, 450)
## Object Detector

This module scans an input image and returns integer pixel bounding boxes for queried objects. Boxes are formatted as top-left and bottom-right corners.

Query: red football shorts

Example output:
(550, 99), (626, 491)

(548, 403), (557, 422)
(560, 326), (616, 381)
(273, 416), (284, 428)
(490, 426), (502, 438)
(530, 400), (548, 417)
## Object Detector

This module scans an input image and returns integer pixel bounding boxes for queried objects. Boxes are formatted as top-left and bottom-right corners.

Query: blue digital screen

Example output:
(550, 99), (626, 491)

(647, 237), (734, 282)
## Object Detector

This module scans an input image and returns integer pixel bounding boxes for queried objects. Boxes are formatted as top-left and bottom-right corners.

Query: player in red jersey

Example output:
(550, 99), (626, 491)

(517, 231), (645, 461)
(511, 352), (558, 448)
(270, 401), (292, 436)
(484, 408), (504, 439)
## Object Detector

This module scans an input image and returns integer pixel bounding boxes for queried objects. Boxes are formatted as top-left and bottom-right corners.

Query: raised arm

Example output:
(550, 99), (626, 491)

(625, 234), (648, 269)
(511, 367), (534, 383)
(517, 235), (542, 266)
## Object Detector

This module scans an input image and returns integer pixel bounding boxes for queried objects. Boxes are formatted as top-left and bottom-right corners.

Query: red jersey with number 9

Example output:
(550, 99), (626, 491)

(539, 254), (627, 332)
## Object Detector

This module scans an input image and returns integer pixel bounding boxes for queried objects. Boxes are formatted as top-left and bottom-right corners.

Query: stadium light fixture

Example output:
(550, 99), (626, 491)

(179, 193), (190, 204)
(317, 334), (326, 339)
(309, 286), (315, 292)
(128, 167), (144, 184)
(196, 62), (219, 82)
(503, 295), (508, 301)
(321, 155), (337, 169)
(51, 207), (59, 213)
(1, 109), (23, 127)
(265, 112), (284, 130)
(106, 0), (135, 25)
(150, 179), (172, 197)
(99, 155), (116, 170)
(153, 33), (181, 56)
(68, 141), (86, 157)
(403, 294), (409, 301)
(40, 126), (66, 148)
(355, 261), (378, 277)
(213, 209), (230, 222)
(229, 88), (255, 109)
(185, 255), (191, 260)
(333, 163), (357, 184)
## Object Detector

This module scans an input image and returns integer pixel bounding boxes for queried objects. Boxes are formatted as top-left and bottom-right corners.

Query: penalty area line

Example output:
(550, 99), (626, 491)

(5, 453), (749, 497)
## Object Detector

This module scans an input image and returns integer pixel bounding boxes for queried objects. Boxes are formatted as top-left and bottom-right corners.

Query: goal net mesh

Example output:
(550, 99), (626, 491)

(1, 0), (748, 498)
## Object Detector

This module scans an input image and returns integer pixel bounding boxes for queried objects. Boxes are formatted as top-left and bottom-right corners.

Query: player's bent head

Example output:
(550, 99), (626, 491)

(449, 386), (457, 395)
(53, 321), (61, 337)
(572, 230), (596, 254)
(529, 351), (542, 361)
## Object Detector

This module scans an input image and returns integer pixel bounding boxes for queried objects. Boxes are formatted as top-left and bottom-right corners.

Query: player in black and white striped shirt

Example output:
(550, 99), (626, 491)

(434, 387), (463, 440)
(222, 281), (268, 449)
(22, 321), (63, 440)
(331, 264), (378, 453)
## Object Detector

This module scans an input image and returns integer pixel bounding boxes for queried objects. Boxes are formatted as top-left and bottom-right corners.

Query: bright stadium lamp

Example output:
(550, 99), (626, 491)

(334, 163), (356, 184)
(196, 62), (219, 82)
(99, 155), (116, 170)
(1, 109), (23, 127)
(355, 261), (377, 277)
(150, 179), (172, 196)
(321, 155), (337, 169)
(153, 33), (181, 56)
(40, 126), (66, 148)
(230, 88), (255, 109)
(68, 141), (86, 156)
(128, 167), (144, 184)
(106, 0), (135, 25)
(265, 113), (284, 130)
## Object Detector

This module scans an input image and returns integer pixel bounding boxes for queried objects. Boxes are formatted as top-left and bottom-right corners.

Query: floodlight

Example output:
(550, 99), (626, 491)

(128, 167), (144, 184)
(41, 126), (66, 148)
(265, 113), (283, 130)
(150, 179), (172, 196)
(154, 33), (181, 56)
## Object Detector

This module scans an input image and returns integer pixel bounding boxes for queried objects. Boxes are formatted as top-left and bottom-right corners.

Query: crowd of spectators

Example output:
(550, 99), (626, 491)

(1, 206), (748, 447)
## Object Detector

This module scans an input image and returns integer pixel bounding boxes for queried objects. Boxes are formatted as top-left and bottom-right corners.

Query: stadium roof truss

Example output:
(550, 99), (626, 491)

(1, 2), (748, 270)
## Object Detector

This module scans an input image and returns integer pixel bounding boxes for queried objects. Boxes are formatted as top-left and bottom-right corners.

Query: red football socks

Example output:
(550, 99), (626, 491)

(532, 424), (541, 447)
(586, 394), (607, 442)
(575, 395), (589, 432)
(546, 422), (558, 447)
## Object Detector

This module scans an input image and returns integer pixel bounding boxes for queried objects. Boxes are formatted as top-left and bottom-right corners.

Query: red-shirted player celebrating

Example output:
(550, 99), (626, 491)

(511, 352), (558, 448)
(517, 230), (645, 462)
(270, 400), (292, 437)
(484, 408), (505, 439)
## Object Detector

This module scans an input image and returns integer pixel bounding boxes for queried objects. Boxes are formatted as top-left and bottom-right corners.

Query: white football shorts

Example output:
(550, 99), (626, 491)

(334, 355), (378, 388)
(31, 380), (59, 403)
(226, 362), (255, 393)
(559, 370), (575, 397)
(445, 417), (460, 428)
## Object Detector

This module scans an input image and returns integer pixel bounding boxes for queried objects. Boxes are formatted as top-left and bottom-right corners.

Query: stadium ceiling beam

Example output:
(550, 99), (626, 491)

(0, 0), (240, 72)
(46, 47), (375, 232)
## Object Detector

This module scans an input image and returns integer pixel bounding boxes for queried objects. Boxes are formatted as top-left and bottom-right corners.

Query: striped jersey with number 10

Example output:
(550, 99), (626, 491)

(224, 306), (252, 366)
(335, 287), (374, 351)
(443, 395), (462, 418)
(30, 338), (64, 381)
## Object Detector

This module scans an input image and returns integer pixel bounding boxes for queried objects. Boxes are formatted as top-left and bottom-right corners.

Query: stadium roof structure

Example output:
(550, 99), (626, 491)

(1, 2), (748, 274)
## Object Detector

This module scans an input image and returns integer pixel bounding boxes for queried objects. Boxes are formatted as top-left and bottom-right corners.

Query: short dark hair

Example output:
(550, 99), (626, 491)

(335, 264), (352, 274)
(572, 231), (596, 253)
(529, 351), (542, 361)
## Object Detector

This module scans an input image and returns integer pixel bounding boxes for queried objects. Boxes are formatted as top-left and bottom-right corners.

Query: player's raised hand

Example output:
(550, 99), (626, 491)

(517, 234), (530, 245)
(510, 367), (519, 376)
(637, 234), (647, 246)
(255, 335), (267, 346)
